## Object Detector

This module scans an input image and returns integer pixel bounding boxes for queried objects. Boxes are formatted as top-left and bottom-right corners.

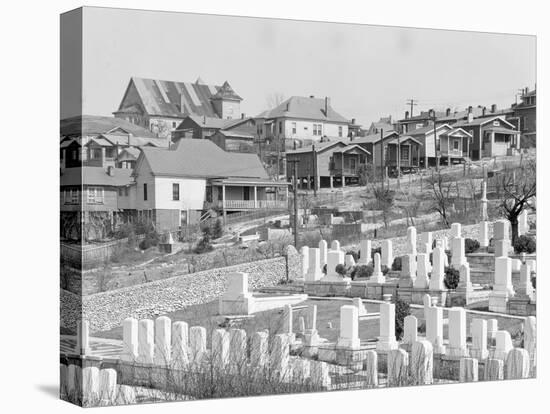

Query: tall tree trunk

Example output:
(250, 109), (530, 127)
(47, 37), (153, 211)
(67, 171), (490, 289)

(510, 217), (519, 246)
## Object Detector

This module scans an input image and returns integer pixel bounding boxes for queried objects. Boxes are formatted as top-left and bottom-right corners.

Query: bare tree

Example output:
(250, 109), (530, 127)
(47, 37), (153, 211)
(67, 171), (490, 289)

(265, 92), (286, 109)
(498, 161), (536, 244)
(371, 185), (395, 229)
(427, 170), (454, 228)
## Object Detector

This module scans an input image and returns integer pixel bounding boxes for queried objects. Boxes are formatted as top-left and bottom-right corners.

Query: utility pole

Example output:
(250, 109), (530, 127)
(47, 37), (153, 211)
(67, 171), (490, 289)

(380, 128), (385, 187)
(430, 109), (439, 172)
(396, 133), (401, 188)
(312, 143), (318, 197)
(287, 159), (300, 248)
(406, 99), (418, 117)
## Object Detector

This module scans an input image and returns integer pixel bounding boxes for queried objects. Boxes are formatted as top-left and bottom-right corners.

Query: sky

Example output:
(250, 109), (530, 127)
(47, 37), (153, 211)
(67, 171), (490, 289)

(70, 7), (536, 126)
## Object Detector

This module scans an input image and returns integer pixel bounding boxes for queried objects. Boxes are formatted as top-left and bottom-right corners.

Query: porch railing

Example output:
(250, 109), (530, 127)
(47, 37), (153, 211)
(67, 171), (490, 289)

(205, 199), (288, 210)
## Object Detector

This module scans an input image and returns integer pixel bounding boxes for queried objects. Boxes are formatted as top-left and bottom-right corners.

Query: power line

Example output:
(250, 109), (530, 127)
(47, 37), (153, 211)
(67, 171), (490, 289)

(405, 99), (418, 117)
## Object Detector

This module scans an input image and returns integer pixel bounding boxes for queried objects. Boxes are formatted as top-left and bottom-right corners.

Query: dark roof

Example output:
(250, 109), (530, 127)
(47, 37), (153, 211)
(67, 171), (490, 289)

(115, 77), (241, 118)
(286, 139), (350, 154)
(453, 116), (514, 129)
(60, 167), (133, 187)
(178, 115), (251, 131)
(383, 136), (423, 146)
(139, 139), (269, 180)
(353, 130), (399, 144)
(257, 96), (350, 123)
(211, 81), (242, 101)
(406, 123), (452, 136)
(60, 115), (157, 138)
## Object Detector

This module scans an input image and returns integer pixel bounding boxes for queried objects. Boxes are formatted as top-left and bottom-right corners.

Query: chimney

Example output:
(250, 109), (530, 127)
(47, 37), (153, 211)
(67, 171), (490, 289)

(468, 106), (473, 114)
(482, 107), (486, 116)
(309, 95), (315, 98)
(351, 118), (356, 124)
(203, 115), (206, 125)
(324, 97), (331, 116)
(491, 104), (497, 113)
(107, 166), (115, 176)
(524, 87), (529, 95)
(467, 112), (474, 123)
(405, 110), (409, 119)
(446, 108), (451, 116)
(241, 113), (246, 119)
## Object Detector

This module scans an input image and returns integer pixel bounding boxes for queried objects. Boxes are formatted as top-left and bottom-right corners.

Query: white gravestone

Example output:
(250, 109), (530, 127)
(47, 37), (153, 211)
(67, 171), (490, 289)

(358, 239), (372, 265)
(154, 316), (171, 366)
(459, 358), (478, 382)
(406, 226), (417, 256)
(524, 316), (536, 370)
(429, 247), (445, 291)
(305, 248), (322, 282)
(324, 249), (345, 281)
(410, 339), (434, 385)
(457, 263), (472, 291)
(337, 305), (360, 349)
(388, 349), (409, 387)
(470, 319), (488, 359)
(403, 315), (418, 345)
(331, 240), (341, 251)
(414, 253), (430, 289)
(484, 358), (504, 381)
(189, 326), (207, 366)
(506, 348), (530, 379)
(494, 330), (513, 360)
(319, 240), (328, 266)
(425, 306), (446, 354)
(300, 246), (309, 279)
(451, 237), (466, 268)
(137, 319), (154, 364)
(364, 350), (378, 387)
(479, 221), (489, 248)
(381, 240), (393, 269)
(376, 302), (398, 352)
(368, 252), (386, 284)
(171, 321), (189, 369)
(447, 307), (469, 357)
(122, 317), (138, 362)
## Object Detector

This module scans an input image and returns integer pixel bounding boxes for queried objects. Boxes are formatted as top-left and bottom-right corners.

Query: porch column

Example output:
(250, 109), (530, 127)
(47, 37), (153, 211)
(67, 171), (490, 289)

(254, 186), (258, 208)
(491, 132), (495, 157)
(516, 134), (521, 150)
(222, 184), (226, 223)
(342, 176), (346, 188)
(307, 175), (311, 190)
(330, 176), (334, 189)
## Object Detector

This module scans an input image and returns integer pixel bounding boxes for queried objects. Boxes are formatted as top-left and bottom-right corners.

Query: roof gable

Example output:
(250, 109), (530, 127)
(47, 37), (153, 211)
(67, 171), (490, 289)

(257, 96), (350, 124)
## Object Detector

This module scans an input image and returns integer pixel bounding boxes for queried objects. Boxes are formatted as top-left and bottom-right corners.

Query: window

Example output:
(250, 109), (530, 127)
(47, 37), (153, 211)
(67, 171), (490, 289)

(279, 121), (283, 134)
(64, 189), (79, 204)
(105, 147), (115, 158)
(119, 188), (124, 196)
(400, 146), (410, 162)
(313, 124), (322, 136)
(143, 183), (148, 201)
(338, 126), (343, 137)
(172, 183), (180, 201)
(87, 187), (104, 204)
(453, 139), (460, 150)
(172, 121), (177, 128)
(125, 187), (129, 197)
(349, 158), (356, 170)
(90, 148), (102, 159)
(292, 122), (297, 135)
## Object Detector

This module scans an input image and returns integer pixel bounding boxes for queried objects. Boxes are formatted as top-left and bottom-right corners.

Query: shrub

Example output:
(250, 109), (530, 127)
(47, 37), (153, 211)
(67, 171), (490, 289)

(381, 265), (390, 275)
(212, 218), (224, 239)
(345, 249), (359, 262)
(464, 238), (480, 254)
(391, 256), (402, 271)
(194, 227), (214, 254)
(444, 266), (460, 290)
(350, 264), (373, 280)
(395, 298), (411, 340)
(531, 275), (536, 289)
(335, 264), (348, 277)
(322, 264), (327, 275)
(513, 235), (536, 254)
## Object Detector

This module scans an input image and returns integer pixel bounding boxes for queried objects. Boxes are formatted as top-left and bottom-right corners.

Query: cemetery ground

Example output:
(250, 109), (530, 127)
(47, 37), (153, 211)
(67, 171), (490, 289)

(93, 297), (524, 347)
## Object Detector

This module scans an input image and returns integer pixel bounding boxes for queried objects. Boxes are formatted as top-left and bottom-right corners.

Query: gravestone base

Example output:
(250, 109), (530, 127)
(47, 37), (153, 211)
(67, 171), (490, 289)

(317, 344), (372, 371)
(449, 288), (489, 307)
(419, 289), (448, 307)
(350, 280), (368, 298)
(304, 281), (351, 297)
(488, 291), (511, 313)
(364, 281), (399, 301)
(507, 296), (536, 316)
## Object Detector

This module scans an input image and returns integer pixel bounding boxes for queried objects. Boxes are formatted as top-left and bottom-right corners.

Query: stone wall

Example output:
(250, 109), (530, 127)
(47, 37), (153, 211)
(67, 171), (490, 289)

(61, 250), (301, 333)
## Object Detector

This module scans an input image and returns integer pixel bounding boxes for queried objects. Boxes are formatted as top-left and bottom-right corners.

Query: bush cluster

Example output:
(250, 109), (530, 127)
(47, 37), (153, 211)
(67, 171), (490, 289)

(395, 298), (411, 340)
(350, 264), (373, 280)
(391, 256), (402, 271)
(513, 235), (536, 254)
(464, 238), (480, 254)
(444, 266), (460, 290)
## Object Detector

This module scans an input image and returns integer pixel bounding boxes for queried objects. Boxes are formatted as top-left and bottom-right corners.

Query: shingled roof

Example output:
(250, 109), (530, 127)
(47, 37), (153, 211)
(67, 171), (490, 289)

(60, 115), (157, 138)
(257, 96), (350, 123)
(60, 167), (134, 187)
(138, 139), (269, 180)
(114, 77), (241, 118)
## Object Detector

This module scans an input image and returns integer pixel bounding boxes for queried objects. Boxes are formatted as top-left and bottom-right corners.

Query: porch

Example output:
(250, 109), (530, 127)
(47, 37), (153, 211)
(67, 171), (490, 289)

(482, 128), (521, 158)
(205, 178), (289, 211)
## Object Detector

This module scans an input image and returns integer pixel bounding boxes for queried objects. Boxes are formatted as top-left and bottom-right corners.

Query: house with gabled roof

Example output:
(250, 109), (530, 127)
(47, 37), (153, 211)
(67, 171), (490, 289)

(285, 139), (370, 189)
(113, 77), (243, 138)
(132, 139), (288, 230)
(60, 115), (168, 169)
(354, 131), (422, 174)
(453, 115), (520, 160)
